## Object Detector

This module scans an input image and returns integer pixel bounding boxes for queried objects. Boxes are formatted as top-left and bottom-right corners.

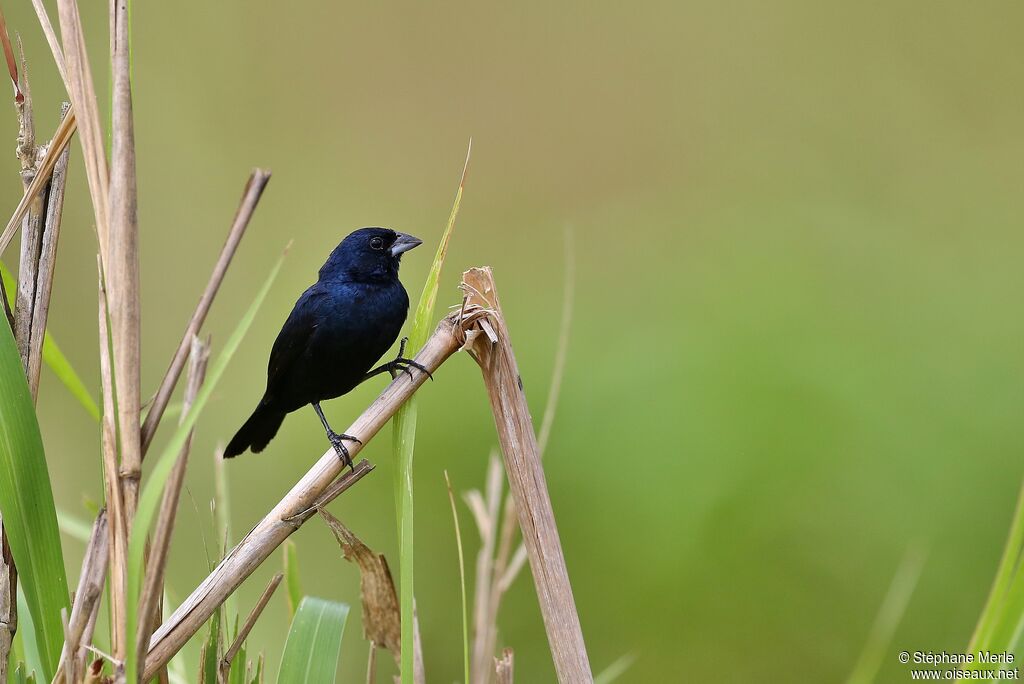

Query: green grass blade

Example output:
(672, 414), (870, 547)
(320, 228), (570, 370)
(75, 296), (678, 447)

(276, 597), (349, 684)
(845, 545), (926, 684)
(393, 141), (470, 682)
(0, 312), (70, 682)
(124, 253), (285, 683)
(1, 261), (101, 420)
(15, 592), (41, 681)
(40, 334), (100, 420)
(594, 653), (637, 684)
(202, 606), (223, 684)
(969, 479), (1024, 654)
(444, 472), (470, 684)
(56, 506), (94, 543)
(283, 539), (302, 620)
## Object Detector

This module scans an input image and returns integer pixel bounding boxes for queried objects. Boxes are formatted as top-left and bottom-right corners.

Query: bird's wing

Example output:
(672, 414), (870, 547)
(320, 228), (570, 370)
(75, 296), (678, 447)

(264, 286), (328, 397)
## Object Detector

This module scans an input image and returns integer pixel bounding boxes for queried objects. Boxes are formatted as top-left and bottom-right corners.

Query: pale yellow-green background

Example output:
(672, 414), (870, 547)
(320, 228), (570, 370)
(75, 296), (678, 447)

(3, 2), (1023, 682)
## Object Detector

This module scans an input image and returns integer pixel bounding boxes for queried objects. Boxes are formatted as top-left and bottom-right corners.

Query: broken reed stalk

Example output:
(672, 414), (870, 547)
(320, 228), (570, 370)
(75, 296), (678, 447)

(143, 314), (464, 679)
(0, 107), (76, 257)
(26, 105), (72, 400)
(218, 573), (282, 684)
(460, 267), (592, 684)
(109, 0), (143, 532)
(471, 234), (574, 682)
(53, 509), (109, 684)
(140, 169), (271, 456)
(494, 648), (514, 684)
(136, 337), (210, 674)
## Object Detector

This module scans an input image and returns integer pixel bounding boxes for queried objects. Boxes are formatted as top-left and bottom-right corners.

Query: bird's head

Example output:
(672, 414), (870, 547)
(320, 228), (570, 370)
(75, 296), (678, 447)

(319, 227), (423, 282)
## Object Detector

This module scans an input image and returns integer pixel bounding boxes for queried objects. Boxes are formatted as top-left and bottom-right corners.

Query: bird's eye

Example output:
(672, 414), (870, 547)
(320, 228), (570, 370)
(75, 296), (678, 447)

(370, 237), (384, 250)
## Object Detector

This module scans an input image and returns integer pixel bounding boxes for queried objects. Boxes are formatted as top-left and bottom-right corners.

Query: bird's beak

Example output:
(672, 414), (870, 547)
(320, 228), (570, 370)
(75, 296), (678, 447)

(390, 233), (423, 257)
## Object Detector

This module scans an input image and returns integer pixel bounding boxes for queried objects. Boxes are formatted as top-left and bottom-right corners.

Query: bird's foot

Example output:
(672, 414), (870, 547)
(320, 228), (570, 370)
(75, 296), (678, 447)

(384, 337), (433, 381)
(327, 431), (362, 471)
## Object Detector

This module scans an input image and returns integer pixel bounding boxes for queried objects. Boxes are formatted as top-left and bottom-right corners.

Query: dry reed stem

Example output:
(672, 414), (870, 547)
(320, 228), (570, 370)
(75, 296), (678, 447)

(55, 0), (109, 256)
(108, 0), (142, 535)
(14, 54), (43, 373)
(143, 314), (463, 678)
(54, 509), (109, 684)
(98, 258), (130, 664)
(140, 169), (272, 456)
(467, 454), (503, 683)
(136, 337), (210, 674)
(460, 267), (592, 684)
(218, 573), (282, 684)
(26, 105), (72, 400)
(494, 649), (514, 684)
(0, 106), (75, 257)
(469, 238), (574, 681)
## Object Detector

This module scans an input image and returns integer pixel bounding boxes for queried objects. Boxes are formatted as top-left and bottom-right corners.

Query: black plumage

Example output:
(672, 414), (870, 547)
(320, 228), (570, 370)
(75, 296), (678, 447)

(224, 227), (426, 464)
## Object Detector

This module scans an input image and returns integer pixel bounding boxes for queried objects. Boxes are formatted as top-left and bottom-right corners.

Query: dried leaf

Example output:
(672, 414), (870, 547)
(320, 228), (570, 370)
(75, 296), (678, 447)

(318, 510), (400, 663)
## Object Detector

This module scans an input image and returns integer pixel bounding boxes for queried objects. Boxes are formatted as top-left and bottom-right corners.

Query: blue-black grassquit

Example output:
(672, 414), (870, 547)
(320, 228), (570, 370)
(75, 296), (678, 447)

(224, 227), (427, 466)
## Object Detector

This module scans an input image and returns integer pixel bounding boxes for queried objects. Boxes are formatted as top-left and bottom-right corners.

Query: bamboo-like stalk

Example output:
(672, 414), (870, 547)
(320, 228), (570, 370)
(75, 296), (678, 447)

(53, 509), (109, 684)
(142, 313), (465, 679)
(140, 169), (271, 456)
(460, 267), (592, 684)
(136, 337), (210, 674)
(108, 0), (143, 531)
(218, 573), (282, 684)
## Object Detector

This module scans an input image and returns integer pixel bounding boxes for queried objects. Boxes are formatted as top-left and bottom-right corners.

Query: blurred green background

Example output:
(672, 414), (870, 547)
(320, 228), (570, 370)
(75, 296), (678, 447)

(3, 1), (1024, 682)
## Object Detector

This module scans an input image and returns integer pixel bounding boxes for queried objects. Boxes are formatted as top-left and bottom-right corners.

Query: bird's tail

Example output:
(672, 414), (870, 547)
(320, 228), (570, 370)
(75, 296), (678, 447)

(223, 400), (286, 458)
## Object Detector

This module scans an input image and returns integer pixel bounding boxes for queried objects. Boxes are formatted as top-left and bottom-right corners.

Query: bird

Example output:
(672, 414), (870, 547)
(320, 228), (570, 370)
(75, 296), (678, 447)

(223, 227), (429, 467)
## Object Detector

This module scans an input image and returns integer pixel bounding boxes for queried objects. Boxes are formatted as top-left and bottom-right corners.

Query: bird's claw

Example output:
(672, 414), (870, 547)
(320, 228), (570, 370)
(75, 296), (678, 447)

(388, 357), (433, 382)
(327, 430), (361, 472)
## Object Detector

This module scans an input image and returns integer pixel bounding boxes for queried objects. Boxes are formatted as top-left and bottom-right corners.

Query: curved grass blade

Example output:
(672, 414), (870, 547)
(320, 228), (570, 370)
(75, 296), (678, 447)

(276, 597), (349, 684)
(392, 140), (471, 682)
(124, 253), (285, 683)
(0, 311), (70, 682)
(283, 539), (301, 620)
(1, 261), (100, 420)
(444, 472), (470, 684)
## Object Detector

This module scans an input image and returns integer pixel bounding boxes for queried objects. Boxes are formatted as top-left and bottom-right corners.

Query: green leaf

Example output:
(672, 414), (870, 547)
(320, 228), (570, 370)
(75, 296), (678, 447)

(967, 479), (1024, 666)
(283, 539), (301, 620)
(0, 313), (70, 682)
(124, 253), (285, 683)
(14, 592), (41, 682)
(40, 334), (100, 420)
(444, 472), (470, 684)
(0, 261), (100, 421)
(393, 142), (470, 682)
(250, 652), (264, 684)
(202, 606), (222, 684)
(276, 597), (349, 684)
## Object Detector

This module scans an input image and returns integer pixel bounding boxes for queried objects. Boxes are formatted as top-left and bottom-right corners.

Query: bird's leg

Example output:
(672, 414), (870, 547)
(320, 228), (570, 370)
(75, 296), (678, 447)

(363, 337), (434, 383)
(312, 402), (362, 471)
